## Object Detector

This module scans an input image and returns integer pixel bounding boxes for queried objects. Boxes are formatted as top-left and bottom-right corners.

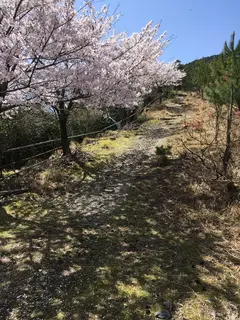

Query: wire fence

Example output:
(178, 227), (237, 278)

(1, 94), (161, 156)
(2, 111), (139, 154)
(0, 109), (141, 175)
(0, 94), (162, 178)
(0, 147), (61, 171)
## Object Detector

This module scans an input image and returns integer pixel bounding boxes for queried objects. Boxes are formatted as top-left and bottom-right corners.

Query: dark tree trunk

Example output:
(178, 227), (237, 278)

(0, 82), (8, 100)
(223, 84), (234, 175)
(58, 102), (70, 155)
(158, 87), (163, 105)
(215, 104), (221, 142)
(0, 81), (8, 114)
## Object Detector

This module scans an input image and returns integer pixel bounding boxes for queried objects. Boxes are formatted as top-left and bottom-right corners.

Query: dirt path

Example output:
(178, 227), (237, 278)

(66, 95), (187, 223)
(1, 94), (239, 320)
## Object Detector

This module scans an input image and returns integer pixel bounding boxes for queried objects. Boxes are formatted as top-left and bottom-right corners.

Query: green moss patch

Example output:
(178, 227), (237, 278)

(82, 130), (136, 160)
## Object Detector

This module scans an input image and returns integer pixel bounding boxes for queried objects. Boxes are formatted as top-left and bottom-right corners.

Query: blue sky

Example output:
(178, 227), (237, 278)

(76, 0), (240, 64)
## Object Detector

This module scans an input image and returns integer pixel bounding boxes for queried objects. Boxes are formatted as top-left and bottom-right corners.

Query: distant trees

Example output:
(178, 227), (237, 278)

(0, 0), (185, 155)
(143, 61), (185, 106)
(182, 55), (219, 94)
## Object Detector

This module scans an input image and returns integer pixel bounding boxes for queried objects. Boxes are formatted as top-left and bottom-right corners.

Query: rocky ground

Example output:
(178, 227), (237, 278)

(0, 93), (239, 320)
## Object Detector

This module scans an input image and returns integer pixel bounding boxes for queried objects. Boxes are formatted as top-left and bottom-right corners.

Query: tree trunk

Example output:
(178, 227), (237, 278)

(236, 98), (240, 110)
(158, 87), (163, 105)
(0, 81), (8, 113)
(58, 102), (70, 155)
(214, 104), (221, 142)
(223, 84), (234, 175)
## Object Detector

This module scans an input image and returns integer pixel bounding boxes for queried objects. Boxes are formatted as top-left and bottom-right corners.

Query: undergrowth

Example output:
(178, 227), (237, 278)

(0, 93), (239, 320)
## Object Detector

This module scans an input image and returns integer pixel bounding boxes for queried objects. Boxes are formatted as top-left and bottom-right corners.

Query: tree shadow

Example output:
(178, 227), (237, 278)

(0, 152), (239, 319)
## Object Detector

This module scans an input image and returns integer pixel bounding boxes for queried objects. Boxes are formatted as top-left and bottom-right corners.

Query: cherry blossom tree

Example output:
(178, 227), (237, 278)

(0, 0), (185, 155)
(0, 0), (92, 113)
(32, 6), (184, 154)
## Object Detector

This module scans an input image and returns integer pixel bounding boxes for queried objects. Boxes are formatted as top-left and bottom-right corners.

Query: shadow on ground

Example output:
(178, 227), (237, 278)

(0, 150), (239, 320)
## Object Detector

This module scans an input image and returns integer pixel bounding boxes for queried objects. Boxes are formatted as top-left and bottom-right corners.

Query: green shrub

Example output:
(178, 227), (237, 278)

(155, 145), (172, 166)
(155, 145), (172, 156)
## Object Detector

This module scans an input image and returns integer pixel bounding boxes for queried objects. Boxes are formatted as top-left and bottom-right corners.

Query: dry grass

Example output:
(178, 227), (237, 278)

(0, 92), (239, 320)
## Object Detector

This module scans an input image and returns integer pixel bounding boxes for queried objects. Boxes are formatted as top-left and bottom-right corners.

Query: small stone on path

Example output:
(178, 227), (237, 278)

(155, 309), (171, 319)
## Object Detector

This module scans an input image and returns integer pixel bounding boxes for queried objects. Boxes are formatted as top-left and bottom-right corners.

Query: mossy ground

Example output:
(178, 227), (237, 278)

(82, 130), (136, 159)
(0, 93), (239, 320)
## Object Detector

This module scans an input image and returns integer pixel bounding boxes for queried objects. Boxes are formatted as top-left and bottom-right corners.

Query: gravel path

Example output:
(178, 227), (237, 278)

(1, 97), (191, 320)
(67, 98), (186, 218)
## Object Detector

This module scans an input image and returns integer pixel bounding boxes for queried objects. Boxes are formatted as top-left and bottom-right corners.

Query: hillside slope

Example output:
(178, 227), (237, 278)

(0, 93), (239, 320)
